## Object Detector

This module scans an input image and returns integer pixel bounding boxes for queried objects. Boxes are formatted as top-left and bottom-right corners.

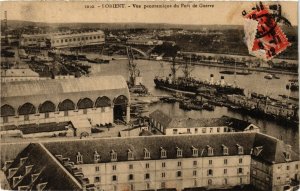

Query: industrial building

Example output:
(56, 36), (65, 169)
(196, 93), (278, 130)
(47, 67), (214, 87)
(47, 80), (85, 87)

(0, 75), (130, 136)
(19, 30), (105, 48)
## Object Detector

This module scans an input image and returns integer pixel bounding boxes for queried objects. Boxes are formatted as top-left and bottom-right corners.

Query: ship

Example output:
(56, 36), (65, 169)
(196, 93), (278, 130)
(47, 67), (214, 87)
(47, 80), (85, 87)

(264, 73), (280, 80)
(126, 46), (149, 95)
(154, 56), (244, 96)
(85, 45), (110, 64)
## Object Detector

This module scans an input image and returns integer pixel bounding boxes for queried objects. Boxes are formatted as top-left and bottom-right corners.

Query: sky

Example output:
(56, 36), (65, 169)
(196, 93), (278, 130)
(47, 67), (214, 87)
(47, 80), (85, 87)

(1, 1), (298, 26)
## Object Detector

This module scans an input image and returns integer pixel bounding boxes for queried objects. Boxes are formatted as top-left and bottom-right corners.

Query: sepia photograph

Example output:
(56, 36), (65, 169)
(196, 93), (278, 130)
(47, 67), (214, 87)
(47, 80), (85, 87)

(0, 1), (299, 191)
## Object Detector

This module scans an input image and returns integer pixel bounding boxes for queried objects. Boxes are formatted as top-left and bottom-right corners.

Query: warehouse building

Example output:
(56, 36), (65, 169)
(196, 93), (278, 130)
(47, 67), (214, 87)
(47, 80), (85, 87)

(19, 30), (105, 48)
(0, 75), (130, 135)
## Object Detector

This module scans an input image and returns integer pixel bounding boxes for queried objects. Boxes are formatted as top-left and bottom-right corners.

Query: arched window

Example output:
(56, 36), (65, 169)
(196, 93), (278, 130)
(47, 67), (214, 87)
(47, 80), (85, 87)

(58, 99), (75, 111)
(1, 104), (15, 117)
(114, 95), (128, 105)
(39, 101), (56, 113)
(77, 98), (93, 109)
(18, 103), (36, 115)
(95, 96), (111, 108)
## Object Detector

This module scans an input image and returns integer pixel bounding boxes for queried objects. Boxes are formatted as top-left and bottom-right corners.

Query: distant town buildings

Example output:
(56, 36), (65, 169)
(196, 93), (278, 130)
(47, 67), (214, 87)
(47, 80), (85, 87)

(126, 38), (163, 46)
(19, 30), (105, 48)
(2, 132), (299, 191)
(149, 110), (260, 135)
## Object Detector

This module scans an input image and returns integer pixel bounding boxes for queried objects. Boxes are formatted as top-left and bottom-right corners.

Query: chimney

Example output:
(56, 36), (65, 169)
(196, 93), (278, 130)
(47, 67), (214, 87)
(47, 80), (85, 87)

(220, 76), (225, 86)
(209, 74), (214, 84)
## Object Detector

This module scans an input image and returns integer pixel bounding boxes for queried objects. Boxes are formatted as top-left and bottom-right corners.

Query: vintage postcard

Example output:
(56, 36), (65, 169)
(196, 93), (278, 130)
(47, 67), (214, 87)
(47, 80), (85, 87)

(0, 1), (299, 191)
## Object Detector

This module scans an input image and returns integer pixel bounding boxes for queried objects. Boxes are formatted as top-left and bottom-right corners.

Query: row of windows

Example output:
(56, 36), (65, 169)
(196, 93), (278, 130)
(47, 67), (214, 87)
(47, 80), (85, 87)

(1, 96), (116, 118)
(172, 127), (222, 134)
(276, 164), (298, 171)
(23, 35), (103, 42)
(96, 170), (244, 182)
(3, 108), (107, 123)
(51, 35), (103, 44)
(24, 37), (46, 42)
(107, 178), (244, 191)
(207, 168), (244, 176)
(94, 158), (244, 172)
(122, 145), (243, 161)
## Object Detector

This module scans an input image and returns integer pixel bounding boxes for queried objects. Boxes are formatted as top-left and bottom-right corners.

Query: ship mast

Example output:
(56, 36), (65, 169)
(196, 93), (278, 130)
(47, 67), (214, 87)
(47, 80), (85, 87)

(126, 46), (139, 86)
(170, 56), (177, 82)
(3, 11), (8, 45)
(182, 54), (193, 80)
(234, 60), (237, 87)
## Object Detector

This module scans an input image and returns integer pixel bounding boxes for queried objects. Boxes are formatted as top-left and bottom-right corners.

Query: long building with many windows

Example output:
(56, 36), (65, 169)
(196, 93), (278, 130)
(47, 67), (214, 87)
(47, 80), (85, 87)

(19, 30), (105, 48)
(149, 110), (260, 135)
(2, 132), (299, 191)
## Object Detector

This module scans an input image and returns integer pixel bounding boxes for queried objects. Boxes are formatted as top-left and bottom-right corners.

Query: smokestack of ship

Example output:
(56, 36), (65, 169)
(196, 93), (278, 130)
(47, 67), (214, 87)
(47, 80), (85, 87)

(220, 76), (225, 86)
(209, 74), (214, 84)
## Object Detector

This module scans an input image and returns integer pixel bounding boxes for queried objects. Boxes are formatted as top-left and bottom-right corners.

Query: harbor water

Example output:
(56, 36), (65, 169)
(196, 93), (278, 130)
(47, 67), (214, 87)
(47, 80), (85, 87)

(91, 59), (299, 151)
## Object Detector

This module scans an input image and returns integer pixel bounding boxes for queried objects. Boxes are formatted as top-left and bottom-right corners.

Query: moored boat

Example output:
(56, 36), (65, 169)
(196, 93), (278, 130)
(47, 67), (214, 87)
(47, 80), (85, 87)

(219, 70), (235, 75)
(264, 74), (273, 79)
(154, 57), (244, 96)
(236, 70), (252, 75)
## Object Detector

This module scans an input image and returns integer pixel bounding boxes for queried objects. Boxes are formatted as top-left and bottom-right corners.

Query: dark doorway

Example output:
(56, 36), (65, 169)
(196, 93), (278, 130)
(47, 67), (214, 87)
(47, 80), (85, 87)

(113, 105), (126, 121)
(113, 95), (128, 122)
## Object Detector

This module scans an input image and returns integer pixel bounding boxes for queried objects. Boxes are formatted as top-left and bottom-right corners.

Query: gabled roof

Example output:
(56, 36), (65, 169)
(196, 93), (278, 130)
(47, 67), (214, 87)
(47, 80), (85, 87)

(149, 110), (173, 128)
(44, 133), (256, 164)
(1, 75), (130, 108)
(149, 110), (252, 131)
(5, 143), (81, 191)
(1, 75), (128, 98)
(43, 132), (299, 165)
(251, 133), (299, 164)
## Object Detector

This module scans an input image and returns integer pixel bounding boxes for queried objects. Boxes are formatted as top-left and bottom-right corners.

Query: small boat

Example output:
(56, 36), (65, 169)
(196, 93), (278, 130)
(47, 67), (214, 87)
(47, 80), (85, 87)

(160, 97), (177, 103)
(33, 55), (54, 62)
(203, 103), (215, 111)
(264, 74), (273, 79)
(87, 58), (110, 64)
(179, 101), (192, 111)
(236, 69), (252, 75)
(272, 74), (280, 79)
(219, 70), (235, 75)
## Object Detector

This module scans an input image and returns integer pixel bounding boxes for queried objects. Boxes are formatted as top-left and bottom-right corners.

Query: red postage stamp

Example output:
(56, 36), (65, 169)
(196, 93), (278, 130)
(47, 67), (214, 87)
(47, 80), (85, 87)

(243, 2), (291, 60)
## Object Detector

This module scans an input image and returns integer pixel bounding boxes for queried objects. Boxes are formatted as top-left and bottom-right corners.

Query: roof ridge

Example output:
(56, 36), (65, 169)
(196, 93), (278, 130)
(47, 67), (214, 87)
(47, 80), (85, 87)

(256, 132), (282, 142)
(37, 143), (82, 189)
